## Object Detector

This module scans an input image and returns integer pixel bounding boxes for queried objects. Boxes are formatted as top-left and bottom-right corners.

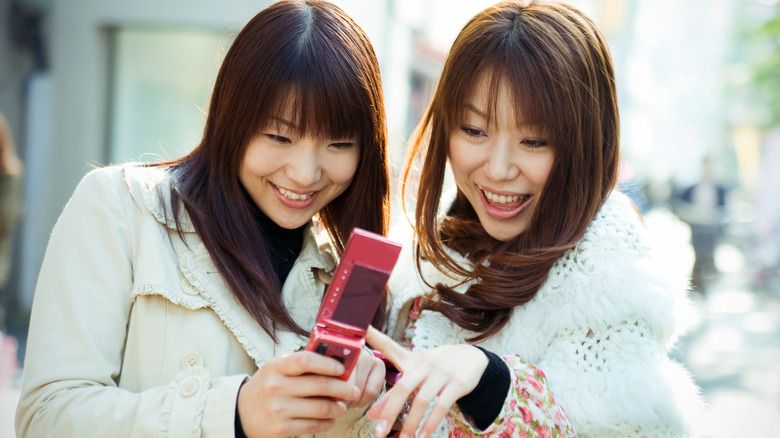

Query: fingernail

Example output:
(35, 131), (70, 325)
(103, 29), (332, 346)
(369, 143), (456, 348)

(418, 431), (428, 438)
(375, 419), (388, 437)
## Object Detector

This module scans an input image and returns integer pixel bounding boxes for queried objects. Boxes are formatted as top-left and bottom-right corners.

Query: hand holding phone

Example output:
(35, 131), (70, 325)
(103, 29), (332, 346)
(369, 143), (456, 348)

(305, 228), (401, 381)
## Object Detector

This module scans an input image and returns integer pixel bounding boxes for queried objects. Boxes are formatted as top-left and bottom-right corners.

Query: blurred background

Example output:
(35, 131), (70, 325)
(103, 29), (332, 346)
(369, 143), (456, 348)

(0, 0), (779, 436)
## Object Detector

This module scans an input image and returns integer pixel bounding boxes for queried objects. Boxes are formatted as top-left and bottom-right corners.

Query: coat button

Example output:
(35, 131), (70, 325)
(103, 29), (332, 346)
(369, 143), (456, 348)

(180, 376), (200, 397)
(315, 268), (333, 285)
(180, 352), (204, 369)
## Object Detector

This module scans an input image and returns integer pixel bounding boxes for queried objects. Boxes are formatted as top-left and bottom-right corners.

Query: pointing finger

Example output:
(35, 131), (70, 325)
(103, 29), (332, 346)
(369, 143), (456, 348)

(366, 326), (408, 371)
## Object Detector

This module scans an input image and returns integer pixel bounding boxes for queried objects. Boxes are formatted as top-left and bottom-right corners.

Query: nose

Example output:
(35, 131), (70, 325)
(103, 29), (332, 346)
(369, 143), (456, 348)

(285, 144), (322, 186)
(485, 139), (519, 181)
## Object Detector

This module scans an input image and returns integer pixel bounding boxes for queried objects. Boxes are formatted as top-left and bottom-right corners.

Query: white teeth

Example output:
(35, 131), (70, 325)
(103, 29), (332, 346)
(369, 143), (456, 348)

(277, 186), (313, 201)
(483, 189), (520, 204)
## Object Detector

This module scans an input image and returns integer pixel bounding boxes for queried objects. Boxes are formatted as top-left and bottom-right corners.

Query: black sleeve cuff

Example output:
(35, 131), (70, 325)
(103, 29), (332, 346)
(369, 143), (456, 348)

(456, 346), (511, 431)
(235, 379), (248, 438)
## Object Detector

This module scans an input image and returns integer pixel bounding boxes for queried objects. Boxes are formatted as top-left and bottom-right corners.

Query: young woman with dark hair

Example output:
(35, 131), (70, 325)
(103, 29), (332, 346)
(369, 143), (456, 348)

(16, 1), (389, 437)
(366, 1), (701, 437)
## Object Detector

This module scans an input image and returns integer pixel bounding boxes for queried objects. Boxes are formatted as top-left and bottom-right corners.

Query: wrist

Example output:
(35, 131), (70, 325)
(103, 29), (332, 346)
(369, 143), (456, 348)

(456, 347), (510, 431)
(235, 378), (249, 438)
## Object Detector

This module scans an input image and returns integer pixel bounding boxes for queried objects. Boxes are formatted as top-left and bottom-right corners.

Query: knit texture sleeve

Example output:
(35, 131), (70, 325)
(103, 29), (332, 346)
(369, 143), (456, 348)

(537, 319), (701, 437)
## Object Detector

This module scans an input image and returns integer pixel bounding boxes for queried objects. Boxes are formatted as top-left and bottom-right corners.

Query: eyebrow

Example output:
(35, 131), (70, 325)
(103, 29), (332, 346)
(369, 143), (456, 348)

(267, 116), (299, 130)
(464, 102), (545, 134)
(464, 103), (488, 119)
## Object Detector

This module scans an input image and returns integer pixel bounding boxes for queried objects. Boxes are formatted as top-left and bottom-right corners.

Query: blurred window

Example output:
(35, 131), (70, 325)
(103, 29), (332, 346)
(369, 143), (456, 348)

(108, 27), (229, 163)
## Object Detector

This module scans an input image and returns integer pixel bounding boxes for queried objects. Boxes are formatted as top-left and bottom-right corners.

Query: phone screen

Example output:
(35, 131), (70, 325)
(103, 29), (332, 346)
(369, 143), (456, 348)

(331, 263), (388, 329)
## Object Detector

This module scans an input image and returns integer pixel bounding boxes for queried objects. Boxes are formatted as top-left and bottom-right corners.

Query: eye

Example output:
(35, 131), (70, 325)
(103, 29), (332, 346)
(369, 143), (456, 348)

(521, 138), (548, 149)
(460, 126), (485, 139)
(329, 141), (356, 150)
(266, 134), (291, 144)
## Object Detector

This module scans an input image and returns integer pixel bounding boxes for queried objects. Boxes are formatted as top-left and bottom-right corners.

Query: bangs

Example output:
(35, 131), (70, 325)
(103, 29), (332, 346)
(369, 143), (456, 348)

(212, 0), (382, 152)
(445, 56), (558, 142)
(440, 5), (573, 147)
(254, 51), (370, 142)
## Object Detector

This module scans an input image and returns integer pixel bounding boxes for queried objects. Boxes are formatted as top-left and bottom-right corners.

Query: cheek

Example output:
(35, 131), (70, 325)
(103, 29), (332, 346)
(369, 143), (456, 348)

(536, 157), (555, 187)
(447, 140), (474, 181)
(523, 153), (554, 189)
(237, 153), (252, 189)
(240, 143), (276, 180)
(328, 150), (361, 185)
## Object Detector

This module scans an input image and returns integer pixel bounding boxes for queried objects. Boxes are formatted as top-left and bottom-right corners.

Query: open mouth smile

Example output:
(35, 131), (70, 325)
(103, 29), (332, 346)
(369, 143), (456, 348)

(275, 185), (314, 201)
(480, 187), (530, 211)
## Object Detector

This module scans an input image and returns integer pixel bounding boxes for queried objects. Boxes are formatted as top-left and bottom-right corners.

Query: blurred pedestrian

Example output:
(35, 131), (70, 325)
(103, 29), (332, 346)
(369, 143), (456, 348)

(0, 111), (23, 388)
(752, 128), (780, 292)
(0, 111), (23, 326)
(676, 156), (727, 292)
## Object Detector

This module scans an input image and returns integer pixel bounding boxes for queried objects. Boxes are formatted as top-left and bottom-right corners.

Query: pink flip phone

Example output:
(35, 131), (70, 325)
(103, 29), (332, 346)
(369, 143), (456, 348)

(305, 228), (402, 380)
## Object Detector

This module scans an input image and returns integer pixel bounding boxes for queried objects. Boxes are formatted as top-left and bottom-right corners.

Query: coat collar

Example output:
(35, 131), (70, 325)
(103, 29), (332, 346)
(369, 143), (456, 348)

(176, 221), (336, 367)
(140, 166), (196, 232)
(140, 165), (338, 366)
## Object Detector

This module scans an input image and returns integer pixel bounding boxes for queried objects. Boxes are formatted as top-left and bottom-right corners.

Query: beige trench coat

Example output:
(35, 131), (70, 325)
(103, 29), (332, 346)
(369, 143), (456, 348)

(15, 164), (374, 437)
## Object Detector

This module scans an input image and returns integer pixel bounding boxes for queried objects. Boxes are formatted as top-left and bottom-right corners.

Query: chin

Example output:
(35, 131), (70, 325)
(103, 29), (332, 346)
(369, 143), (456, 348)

(483, 228), (519, 242)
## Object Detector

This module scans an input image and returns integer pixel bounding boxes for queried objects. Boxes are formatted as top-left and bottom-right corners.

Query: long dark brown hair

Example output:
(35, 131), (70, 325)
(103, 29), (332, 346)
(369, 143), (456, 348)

(403, 0), (619, 341)
(147, 0), (389, 339)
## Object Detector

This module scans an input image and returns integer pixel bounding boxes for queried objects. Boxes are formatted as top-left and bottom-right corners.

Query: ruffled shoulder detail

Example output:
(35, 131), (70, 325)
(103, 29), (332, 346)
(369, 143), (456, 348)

(177, 242), (275, 366)
(116, 164), (197, 233)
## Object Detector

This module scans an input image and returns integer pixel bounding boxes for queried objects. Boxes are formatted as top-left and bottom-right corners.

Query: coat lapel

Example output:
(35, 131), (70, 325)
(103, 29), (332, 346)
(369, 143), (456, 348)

(178, 242), (277, 366)
(144, 170), (339, 367)
(177, 223), (337, 367)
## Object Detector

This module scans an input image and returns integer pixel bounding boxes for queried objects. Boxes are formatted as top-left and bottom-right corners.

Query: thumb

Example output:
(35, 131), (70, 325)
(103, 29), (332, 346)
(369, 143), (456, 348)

(366, 326), (408, 371)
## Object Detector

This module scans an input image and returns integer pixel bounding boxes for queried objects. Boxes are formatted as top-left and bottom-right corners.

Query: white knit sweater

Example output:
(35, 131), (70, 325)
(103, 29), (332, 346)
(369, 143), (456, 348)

(387, 191), (702, 437)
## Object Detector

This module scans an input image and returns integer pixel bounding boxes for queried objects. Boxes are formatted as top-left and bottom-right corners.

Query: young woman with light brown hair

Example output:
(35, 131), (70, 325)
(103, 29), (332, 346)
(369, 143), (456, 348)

(367, 1), (701, 437)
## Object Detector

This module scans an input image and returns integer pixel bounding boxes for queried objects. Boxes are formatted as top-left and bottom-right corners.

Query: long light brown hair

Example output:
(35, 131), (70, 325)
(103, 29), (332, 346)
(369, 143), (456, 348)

(403, 0), (619, 341)
(148, 0), (389, 339)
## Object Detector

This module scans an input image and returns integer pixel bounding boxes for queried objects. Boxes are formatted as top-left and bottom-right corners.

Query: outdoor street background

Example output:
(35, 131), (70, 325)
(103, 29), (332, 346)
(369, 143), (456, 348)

(646, 207), (780, 438)
(2, 0), (780, 437)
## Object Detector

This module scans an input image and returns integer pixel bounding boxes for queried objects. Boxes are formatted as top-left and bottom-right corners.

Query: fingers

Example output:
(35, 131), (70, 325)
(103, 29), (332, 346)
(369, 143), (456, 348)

(366, 326), (408, 371)
(287, 396), (349, 420)
(397, 371), (447, 437)
(237, 373), (349, 438)
(253, 352), (363, 400)
(248, 393), (349, 421)
(279, 350), (347, 378)
(409, 383), (463, 438)
(285, 373), (361, 401)
(345, 348), (385, 409)
(372, 382), (450, 438)
(370, 373), (422, 437)
(369, 345), (491, 438)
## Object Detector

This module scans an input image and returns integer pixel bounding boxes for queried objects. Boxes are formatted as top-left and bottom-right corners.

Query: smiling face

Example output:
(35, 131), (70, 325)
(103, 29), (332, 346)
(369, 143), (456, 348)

(448, 74), (554, 241)
(239, 107), (360, 230)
